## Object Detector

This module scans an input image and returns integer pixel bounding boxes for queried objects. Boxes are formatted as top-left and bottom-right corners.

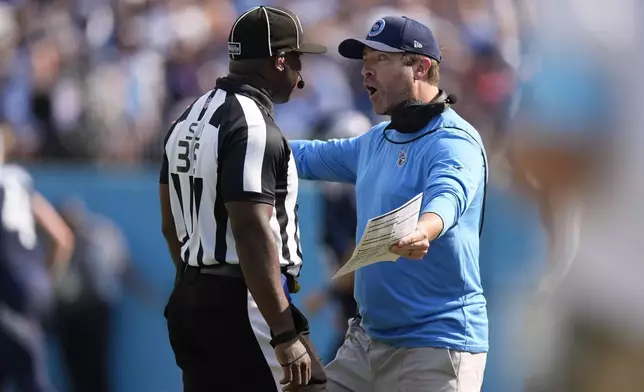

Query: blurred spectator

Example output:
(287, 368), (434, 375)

(460, 43), (516, 150)
(504, 1), (644, 392)
(51, 196), (157, 392)
(1, 122), (74, 392)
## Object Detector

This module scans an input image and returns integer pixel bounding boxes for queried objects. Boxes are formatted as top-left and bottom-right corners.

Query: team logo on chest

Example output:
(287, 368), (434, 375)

(397, 150), (407, 167)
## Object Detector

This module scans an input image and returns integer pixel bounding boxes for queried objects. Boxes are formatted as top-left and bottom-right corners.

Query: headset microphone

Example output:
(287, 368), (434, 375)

(284, 59), (305, 89)
(295, 71), (305, 89)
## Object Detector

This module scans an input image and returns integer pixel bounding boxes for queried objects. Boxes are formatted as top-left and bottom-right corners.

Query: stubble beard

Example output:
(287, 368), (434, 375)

(383, 87), (415, 116)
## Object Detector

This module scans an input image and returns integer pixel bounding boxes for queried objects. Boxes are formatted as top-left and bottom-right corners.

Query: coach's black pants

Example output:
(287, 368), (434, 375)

(165, 268), (327, 392)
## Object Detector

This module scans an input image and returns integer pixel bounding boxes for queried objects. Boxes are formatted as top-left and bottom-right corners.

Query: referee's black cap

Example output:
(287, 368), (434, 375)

(227, 6), (327, 60)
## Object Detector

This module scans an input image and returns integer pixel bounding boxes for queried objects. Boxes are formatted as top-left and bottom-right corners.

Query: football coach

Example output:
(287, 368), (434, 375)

(290, 16), (489, 392)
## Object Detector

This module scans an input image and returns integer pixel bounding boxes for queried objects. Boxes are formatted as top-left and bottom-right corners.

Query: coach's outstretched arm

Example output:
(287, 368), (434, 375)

(392, 132), (485, 257)
(290, 136), (361, 183)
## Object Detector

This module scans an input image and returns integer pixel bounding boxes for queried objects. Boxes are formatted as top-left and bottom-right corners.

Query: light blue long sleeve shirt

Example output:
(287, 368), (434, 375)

(291, 108), (489, 352)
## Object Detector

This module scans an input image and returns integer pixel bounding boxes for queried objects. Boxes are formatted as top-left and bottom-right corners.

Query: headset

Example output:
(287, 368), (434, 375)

(279, 52), (305, 89)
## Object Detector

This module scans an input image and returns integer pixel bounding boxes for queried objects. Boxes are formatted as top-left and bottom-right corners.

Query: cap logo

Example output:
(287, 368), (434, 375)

(228, 42), (241, 56)
(368, 19), (386, 37)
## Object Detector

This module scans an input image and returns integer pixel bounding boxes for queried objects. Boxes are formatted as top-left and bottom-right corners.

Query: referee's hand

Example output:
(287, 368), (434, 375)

(390, 228), (430, 260)
(275, 337), (311, 391)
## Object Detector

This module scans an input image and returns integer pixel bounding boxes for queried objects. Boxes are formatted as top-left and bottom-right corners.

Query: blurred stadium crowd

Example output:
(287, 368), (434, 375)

(0, 0), (522, 165)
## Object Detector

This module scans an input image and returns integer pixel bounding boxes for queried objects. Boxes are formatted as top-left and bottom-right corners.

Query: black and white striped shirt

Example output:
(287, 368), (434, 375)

(159, 77), (303, 276)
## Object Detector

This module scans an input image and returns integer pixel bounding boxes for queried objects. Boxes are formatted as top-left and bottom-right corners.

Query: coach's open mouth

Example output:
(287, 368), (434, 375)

(364, 84), (378, 97)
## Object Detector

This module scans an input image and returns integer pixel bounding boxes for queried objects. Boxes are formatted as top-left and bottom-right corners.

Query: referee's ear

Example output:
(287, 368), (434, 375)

(274, 52), (287, 72)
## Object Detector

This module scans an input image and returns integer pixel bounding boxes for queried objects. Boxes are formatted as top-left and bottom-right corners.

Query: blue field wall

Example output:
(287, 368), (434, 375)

(25, 165), (544, 392)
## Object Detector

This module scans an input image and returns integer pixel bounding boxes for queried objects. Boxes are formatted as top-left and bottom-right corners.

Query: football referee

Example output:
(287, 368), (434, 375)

(158, 6), (327, 392)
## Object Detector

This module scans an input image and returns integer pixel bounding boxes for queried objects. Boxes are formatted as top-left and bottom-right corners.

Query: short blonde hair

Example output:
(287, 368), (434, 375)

(401, 53), (440, 86)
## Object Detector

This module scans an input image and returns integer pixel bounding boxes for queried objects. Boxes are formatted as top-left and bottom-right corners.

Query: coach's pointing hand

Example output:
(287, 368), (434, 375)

(391, 228), (430, 260)
(275, 337), (311, 391)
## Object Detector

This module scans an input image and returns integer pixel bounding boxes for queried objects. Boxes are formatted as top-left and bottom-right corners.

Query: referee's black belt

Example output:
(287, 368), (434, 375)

(181, 263), (299, 294)
(183, 264), (244, 279)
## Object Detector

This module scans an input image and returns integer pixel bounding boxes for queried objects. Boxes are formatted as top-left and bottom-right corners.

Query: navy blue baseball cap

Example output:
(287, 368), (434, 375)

(339, 16), (441, 62)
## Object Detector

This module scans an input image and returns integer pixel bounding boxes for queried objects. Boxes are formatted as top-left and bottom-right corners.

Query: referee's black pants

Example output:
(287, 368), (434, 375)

(165, 266), (327, 392)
